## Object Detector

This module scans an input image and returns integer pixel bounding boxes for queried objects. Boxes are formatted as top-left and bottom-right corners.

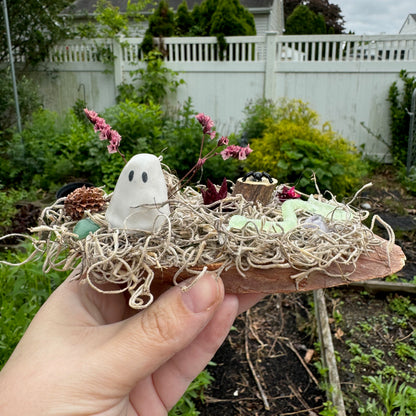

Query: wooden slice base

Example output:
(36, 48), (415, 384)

(151, 239), (405, 295)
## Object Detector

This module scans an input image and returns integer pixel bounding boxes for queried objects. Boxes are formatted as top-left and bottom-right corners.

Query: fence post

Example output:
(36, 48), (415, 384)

(112, 37), (124, 91)
(264, 31), (278, 100)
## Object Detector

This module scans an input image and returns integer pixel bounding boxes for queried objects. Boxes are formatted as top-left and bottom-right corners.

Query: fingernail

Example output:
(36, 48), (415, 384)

(181, 273), (220, 313)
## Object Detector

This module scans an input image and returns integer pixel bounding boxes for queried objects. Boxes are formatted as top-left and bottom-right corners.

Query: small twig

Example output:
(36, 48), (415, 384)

(205, 393), (294, 404)
(396, 329), (416, 343)
(280, 405), (323, 416)
(247, 309), (267, 350)
(288, 381), (320, 416)
(245, 313), (270, 410)
(287, 341), (320, 387)
(288, 383), (319, 415)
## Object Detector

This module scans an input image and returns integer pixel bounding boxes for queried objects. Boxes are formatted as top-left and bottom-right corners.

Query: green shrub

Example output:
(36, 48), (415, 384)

(399, 166), (416, 195)
(2, 109), (97, 192)
(285, 4), (326, 35)
(209, 0), (256, 37)
(0, 187), (28, 233)
(118, 51), (185, 105)
(2, 99), (238, 193)
(175, 0), (194, 36)
(0, 68), (41, 132)
(244, 99), (367, 197)
(388, 70), (416, 166)
(239, 98), (279, 140)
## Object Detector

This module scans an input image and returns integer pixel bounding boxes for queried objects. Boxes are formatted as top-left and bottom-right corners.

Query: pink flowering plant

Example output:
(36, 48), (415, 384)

(84, 108), (127, 163)
(176, 113), (252, 191)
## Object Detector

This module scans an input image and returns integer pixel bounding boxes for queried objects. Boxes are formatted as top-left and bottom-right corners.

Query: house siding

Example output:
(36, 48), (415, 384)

(399, 14), (416, 35)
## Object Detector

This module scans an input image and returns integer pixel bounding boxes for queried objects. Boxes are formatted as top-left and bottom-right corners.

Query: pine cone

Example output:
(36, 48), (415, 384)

(64, 186), (106, 220)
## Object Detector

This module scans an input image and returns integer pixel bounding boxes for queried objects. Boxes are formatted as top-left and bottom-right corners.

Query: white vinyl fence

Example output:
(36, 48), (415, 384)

(29, 33), (416, 160)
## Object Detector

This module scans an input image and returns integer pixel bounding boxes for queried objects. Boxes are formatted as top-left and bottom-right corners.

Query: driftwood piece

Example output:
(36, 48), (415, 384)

(232, 177), (278, 205)
(346, 280), (416, 294)
(151, 239), (405, 295)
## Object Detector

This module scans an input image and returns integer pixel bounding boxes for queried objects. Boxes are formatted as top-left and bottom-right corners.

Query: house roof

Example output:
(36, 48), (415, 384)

(399, 13), (416, 34)
(65, 0), (275, 16)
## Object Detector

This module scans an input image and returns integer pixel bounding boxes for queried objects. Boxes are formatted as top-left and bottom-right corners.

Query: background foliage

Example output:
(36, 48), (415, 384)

(0, 0), (72, 67)
(142, 0), (256, 55)
(388, 70), (416, 167)
(242, 98), (367, 196)
(285, 4), (327, 35)
(0, 98), (239, 194)
(0, 69), (41, 133)
(283, 0), (345, 34)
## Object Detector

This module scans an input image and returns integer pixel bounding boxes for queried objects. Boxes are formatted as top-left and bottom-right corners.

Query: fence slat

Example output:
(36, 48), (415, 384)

(41, 34), (416, 65)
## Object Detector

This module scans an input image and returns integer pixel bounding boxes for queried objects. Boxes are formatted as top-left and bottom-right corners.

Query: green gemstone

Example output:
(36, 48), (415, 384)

(73, 218), (101, 239)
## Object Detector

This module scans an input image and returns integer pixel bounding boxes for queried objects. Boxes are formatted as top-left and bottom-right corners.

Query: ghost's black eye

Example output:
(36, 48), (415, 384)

(128, 170), (134, 182)
(142, 171), (148, 183)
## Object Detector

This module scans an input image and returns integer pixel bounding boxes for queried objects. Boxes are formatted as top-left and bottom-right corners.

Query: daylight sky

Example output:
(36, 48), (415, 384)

(333, 0), (415, 34)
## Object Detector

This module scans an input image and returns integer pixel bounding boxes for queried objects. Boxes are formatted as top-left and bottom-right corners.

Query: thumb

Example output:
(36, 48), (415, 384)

(96, 272), (224, 387)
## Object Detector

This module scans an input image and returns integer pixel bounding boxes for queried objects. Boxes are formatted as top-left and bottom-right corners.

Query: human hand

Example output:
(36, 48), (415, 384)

(0, 271), (263, 415)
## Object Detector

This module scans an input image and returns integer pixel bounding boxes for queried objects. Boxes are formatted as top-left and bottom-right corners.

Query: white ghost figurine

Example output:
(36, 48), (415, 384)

(106, 153), (170, 232)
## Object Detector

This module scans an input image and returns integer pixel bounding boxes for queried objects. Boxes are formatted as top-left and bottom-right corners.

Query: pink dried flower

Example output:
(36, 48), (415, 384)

(220, 144), (253, 161)
(172, 113), (254, 197)
(196, 113), (215, 138)
(218, 136), (229, 146)
(98, 127), (111, 141)
(84, 108), (126, 163)
(107, 133), (122, 153)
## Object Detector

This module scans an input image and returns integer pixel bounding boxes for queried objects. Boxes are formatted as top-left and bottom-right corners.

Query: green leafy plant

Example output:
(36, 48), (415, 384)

(1, 98), (242, 194)
(388, 295), (416, 320)
(2, 109), (99, 191)
(239, 98), (278, 140)
(244, 98), (367, 196)
(118, 50), (185, 105)
(0, 68), (41, 132)
(0, 0), (72, 68)
(319, 401), (338, 416)
(169, 369), (214, 416)
(388, 70), (416, 166)
(358, 376), (416, 415)
(395, 342), (416, 363)
(399, 166), (416, 195)
(0, 187), (28, 232)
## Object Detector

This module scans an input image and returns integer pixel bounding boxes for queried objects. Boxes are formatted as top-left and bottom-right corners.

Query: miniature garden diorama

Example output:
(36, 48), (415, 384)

(1, 109), (405, 309)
